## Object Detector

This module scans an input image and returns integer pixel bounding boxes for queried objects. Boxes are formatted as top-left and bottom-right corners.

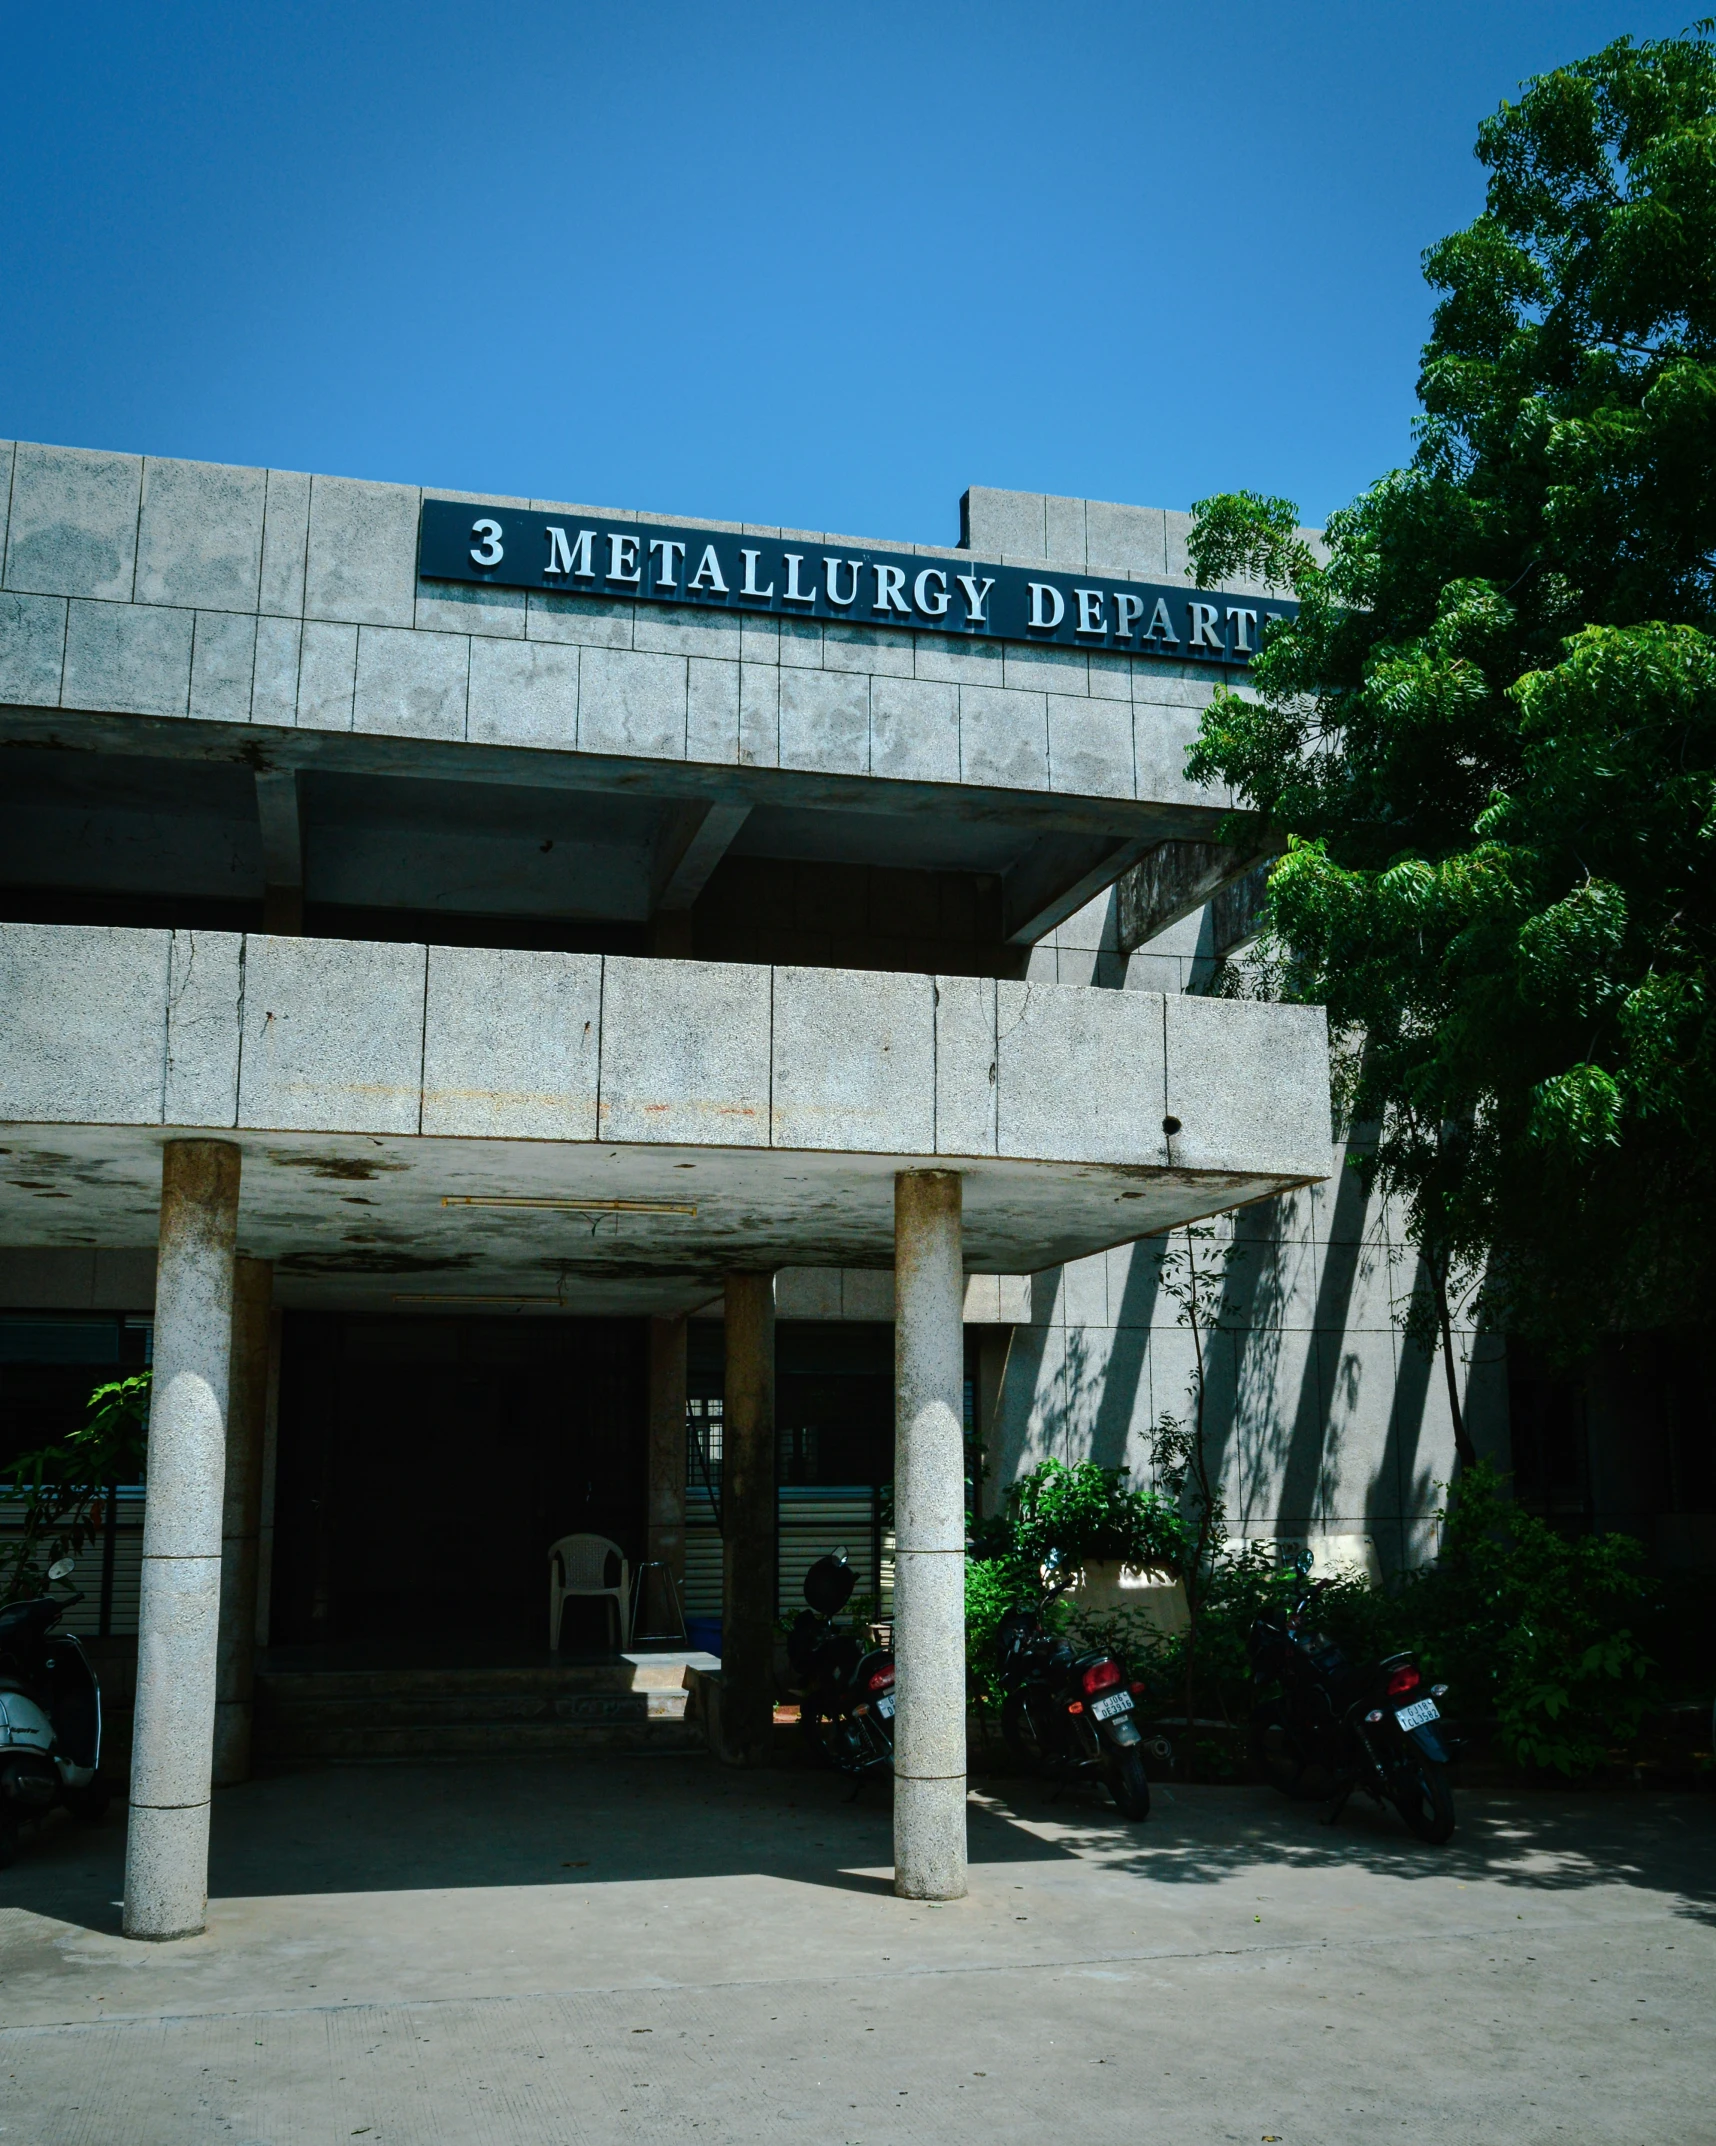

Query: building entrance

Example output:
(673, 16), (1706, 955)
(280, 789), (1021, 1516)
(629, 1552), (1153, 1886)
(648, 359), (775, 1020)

(269, 1314), (647, 1654)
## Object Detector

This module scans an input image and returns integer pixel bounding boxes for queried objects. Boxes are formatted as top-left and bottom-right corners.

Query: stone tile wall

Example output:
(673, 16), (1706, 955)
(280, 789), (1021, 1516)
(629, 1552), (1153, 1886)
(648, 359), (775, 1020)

(988, 881), (1509, 1572)
(1, 446), (1246, 816)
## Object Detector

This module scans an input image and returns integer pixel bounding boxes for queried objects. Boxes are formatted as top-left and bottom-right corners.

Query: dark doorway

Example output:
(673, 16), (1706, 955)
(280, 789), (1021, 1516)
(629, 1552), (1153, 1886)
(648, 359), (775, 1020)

(271, 1313), (646, 1652)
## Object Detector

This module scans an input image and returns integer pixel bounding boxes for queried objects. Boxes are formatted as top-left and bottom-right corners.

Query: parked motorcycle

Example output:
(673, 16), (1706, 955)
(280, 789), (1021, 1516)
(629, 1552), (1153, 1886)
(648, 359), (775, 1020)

(0, 1557), (108, 1865)
(787, 1551), (897, 1783)
(1247, 1566), (1455, 1844)
(993, 1562), (1151, 1820)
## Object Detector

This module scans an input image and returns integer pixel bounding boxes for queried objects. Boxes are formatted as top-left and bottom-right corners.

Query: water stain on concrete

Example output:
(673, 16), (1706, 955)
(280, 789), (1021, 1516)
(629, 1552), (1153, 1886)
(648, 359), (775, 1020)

(265, 1152), (412, 1183)
(276, 1249), (475, 1276)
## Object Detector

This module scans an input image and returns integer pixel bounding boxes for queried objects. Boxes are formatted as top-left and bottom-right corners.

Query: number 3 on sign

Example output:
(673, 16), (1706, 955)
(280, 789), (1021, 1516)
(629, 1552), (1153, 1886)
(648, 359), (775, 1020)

(469, 518), (504, 567)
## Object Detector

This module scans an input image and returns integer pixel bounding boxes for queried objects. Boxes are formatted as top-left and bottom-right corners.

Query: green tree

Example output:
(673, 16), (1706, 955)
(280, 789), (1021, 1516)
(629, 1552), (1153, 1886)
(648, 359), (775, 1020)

(1187, 27), (1716, 1444)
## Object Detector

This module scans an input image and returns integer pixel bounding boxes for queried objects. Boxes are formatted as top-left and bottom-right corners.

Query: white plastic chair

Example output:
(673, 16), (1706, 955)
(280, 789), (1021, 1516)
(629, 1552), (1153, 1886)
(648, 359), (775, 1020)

(548, 1533), (630, 1652)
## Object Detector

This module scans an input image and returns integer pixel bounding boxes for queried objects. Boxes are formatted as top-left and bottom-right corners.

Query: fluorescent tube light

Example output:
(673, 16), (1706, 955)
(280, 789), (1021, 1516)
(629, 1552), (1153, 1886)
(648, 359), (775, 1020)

(439, 1195), (696, 1216)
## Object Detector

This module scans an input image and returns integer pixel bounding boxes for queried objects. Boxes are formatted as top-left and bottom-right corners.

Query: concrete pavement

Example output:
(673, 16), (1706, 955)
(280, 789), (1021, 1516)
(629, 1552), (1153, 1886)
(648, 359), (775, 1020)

(2, 1756), (1712, 2144)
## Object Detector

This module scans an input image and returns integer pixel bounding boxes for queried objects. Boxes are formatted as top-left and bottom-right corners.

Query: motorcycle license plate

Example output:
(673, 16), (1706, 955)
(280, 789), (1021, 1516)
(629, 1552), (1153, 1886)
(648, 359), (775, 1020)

(1090, 1691), (1134, 1722)
(1394, 1696), (1440, 1731)
(875, 1694), (895, 1720)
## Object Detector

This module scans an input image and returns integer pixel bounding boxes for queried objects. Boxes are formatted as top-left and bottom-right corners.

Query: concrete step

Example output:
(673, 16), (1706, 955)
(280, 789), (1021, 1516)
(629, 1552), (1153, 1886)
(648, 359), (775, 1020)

(260, 1687), (692, 1731)
(262, 1718), (708, 1764)
(253, 1653), (715, 1765)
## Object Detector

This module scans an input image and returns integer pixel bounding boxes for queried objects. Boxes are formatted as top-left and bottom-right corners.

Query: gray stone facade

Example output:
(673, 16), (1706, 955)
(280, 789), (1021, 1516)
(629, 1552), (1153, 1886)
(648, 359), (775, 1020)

(0, 443), (1237, 816)
(0, 442), (1496, 1589)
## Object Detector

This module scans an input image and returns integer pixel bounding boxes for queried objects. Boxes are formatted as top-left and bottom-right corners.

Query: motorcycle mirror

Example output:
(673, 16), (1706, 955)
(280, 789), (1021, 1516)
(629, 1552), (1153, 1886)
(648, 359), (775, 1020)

(48, 1557), (75, 1581)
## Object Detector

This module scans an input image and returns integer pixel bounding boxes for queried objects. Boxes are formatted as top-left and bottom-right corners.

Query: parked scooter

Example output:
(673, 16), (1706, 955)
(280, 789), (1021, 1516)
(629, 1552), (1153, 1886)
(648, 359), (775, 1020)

(993, 1558), (1151, 1819)
(0, 1557), (108, 1866)
(787, 1551), (896, 1783)
(1247, 1564), (1456, 1843)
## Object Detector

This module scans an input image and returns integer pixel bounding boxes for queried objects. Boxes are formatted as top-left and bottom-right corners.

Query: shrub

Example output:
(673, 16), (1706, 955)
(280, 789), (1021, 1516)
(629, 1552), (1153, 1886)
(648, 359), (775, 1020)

(1399, 1462), (1656, 1776)
(972, 1458), (1665, 1779)
(969, 1458), (1189, 1577)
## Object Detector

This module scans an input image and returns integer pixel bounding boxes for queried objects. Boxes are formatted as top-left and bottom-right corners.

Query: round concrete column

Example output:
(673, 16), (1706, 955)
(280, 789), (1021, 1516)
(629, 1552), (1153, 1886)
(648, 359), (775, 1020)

(892, 1169), (967, 1901)
(720, 1272), (776, 1766)
(124, 1140), (241, 1942)
(213, 1255), (271, 1788)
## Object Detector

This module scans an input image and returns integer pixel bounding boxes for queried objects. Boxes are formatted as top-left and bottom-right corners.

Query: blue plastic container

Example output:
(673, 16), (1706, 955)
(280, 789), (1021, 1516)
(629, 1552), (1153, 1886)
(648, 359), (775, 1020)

(684, 1615), (722, 1659)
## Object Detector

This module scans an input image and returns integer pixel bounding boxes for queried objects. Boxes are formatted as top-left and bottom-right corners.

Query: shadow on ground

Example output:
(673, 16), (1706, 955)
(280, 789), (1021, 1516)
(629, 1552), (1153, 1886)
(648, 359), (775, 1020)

(5, 1750), (1714, 1941)
(977, 1763), (1716, 1927)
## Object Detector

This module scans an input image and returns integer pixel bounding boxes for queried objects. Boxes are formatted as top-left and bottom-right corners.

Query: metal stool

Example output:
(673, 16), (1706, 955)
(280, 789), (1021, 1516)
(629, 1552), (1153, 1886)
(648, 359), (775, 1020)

(629, 1560), (689, 1645)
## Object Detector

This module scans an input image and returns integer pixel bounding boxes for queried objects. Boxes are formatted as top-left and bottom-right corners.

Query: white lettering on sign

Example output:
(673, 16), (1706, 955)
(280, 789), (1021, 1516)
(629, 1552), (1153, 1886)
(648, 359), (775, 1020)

(544, 526), (594, 578)
(873, 563), (910, 614)
(688, 544), (729, 594)
(956, 573), (995, 626)
(423, 501), (1282, 663)
(913, 567), (950, 618)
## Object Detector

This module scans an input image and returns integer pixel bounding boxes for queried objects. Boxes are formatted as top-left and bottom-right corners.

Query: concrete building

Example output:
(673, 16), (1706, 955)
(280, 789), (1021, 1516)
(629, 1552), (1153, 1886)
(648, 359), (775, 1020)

(0, 440), (1495, 1934)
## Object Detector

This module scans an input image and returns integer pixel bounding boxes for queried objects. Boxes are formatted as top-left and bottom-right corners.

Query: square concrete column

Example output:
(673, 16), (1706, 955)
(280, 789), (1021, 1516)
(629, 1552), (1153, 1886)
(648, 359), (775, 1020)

(124, 1140), (241, 1941)
(893, 1170), (967, 1901)
(213, 1256), (271, 1787)
(720, 1272), (776, 1765)
(645, 1314), (688, 1632)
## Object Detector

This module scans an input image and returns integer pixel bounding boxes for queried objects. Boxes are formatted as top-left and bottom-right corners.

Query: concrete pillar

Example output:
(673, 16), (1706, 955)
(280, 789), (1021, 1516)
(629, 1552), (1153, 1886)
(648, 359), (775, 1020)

(213, 1256), (270, 1786)
(124, 1140), (241, 1941)
(254, 1307), (283, 1650)
(719, 1272), (776, 1765)
(893, 1170), (967, 1901)
(973, 1327), (1012, 1523)
(644, 1314), (688, 1633)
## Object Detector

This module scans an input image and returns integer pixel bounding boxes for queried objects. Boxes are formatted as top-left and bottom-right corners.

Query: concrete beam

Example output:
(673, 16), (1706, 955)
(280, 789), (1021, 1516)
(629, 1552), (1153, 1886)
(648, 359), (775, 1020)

(1115, 836), (1277, 956)
(254, 770), (303, 934)
(2, 699), (1196, 852)
(653, 801), (751, 913)
(1002, 833), (1149, 945)
(1207, 860), (1271, 962)
(0, 923), (1333, 1199)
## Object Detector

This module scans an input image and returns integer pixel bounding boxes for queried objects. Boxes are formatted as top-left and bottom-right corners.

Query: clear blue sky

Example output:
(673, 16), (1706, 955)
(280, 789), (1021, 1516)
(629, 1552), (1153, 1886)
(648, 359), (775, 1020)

(0, 3), (1691, 544)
